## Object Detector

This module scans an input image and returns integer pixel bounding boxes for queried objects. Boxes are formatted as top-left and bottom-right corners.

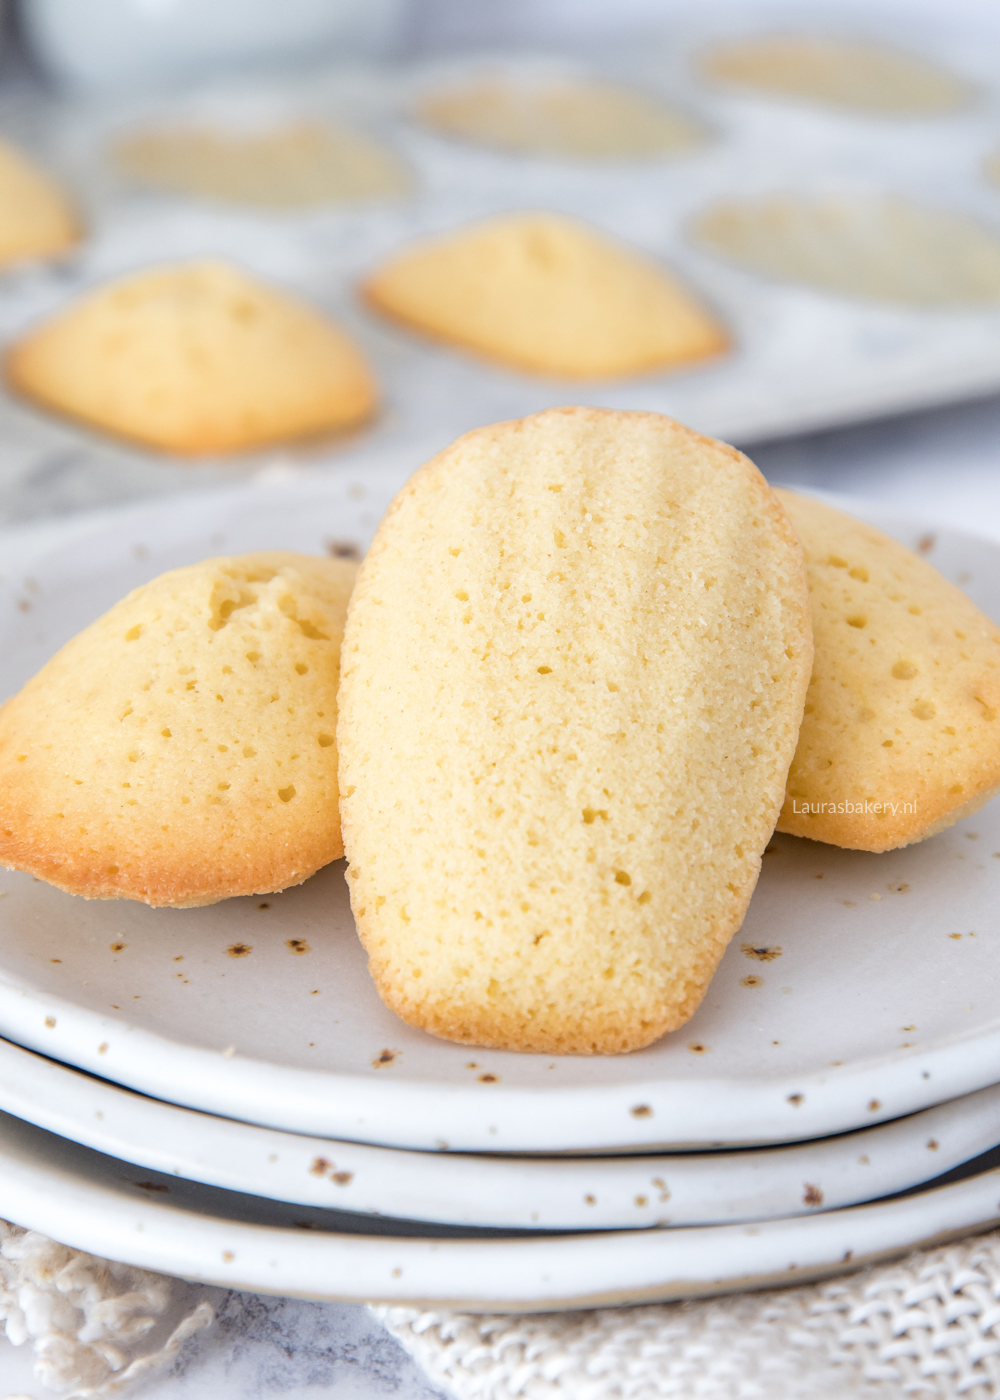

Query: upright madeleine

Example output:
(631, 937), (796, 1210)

(338, 408), (811, 1053)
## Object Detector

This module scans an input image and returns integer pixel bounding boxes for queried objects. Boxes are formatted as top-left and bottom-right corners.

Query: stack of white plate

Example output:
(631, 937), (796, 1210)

(0, 476), (998, 1310)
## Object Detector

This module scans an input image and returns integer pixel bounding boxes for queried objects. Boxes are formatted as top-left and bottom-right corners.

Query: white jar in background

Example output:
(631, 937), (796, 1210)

(18, 0), (407, 92)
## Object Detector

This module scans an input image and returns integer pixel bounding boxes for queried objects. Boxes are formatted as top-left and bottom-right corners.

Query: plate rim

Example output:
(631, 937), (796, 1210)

(0, 1032), (997, 1230)
(0, 1109), (998, 1310)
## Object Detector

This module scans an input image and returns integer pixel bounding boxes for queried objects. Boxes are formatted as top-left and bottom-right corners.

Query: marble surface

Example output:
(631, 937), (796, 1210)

(0, 1286), (446, 1399)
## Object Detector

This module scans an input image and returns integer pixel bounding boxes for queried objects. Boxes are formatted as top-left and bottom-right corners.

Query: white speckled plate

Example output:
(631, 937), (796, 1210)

(0, 1033), (996, 1230)
(0, 1107), (997, 1309)
(1, 477), (1000, 1152)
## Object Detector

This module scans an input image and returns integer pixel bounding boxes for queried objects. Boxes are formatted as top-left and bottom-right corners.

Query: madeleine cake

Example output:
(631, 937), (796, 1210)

(6, 260), (377, 454)
(338, 407), (811, 1053)
(0, 551), (356, 907)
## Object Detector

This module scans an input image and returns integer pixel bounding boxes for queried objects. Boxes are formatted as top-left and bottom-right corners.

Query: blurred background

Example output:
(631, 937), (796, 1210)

(1, 0), (1000, 534)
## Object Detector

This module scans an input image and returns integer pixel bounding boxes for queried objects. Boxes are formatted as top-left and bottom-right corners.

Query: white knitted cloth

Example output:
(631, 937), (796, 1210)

(375, 1229), (1000, 1400)
(0, 1222), (213, 1399)
(8, 1219), (1000, 1399)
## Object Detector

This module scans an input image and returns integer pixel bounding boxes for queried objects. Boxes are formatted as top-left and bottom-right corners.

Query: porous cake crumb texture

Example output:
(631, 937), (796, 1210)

(338, 408), (811, 1054)
(777, 490), (1000, 851)
(5, 260), (377, 455)
(0, 551), (356, 907)
(362, 213), (728, 379)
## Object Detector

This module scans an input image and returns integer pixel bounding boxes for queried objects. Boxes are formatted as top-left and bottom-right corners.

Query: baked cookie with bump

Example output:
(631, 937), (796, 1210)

(0, 551), (356, 906)
(776, 489), (1000, 850)
(6, 260), (376, 455)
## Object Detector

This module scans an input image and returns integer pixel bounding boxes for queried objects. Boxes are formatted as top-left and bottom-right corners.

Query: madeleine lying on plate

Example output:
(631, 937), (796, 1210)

(777, 489), (1000, 851)
(0, 551), (355, 907)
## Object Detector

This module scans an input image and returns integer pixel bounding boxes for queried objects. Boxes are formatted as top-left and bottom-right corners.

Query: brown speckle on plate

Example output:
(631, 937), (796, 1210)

(44, 1016), (55, 1028)
(286, 939), (310, 954)
(310, 1157), (331, 1176)
(803, 1184), (823, 1207)
(687, 1042), (709, 1054)
(740, 975), (763, 988)
(917, 533), (936, 554)
(928, 1139), (940, 1150)
(868, 1099), (882, 1112)
(478, 1073), (499, 1083)
(373, 1048), (399, 1068)
(222, 1251), (235, 1263)
(333, 1171), (354, 1186)
(787, 1093), (804, 1106)
(227, 943), (252, 957)
(740, 943), (782, 962)
(110, 942), (126, 953)
(630, 1104), (652, 1118)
